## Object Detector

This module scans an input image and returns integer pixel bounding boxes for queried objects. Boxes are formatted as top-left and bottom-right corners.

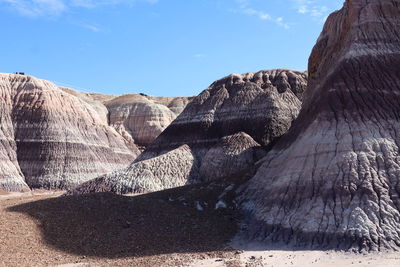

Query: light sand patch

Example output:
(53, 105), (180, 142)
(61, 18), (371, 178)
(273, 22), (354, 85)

(189, 249), (400, 267)
(0, 190), (64, 201)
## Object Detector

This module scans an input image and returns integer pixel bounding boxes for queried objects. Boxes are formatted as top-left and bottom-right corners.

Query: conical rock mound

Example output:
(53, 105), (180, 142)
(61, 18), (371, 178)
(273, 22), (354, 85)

(0, 74), (139, 191)
(239, 0), (400, 251)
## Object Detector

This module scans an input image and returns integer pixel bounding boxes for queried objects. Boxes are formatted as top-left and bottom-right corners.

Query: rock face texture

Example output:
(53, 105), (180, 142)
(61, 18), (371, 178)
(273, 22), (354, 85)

(61, 88), (110, 125)
(199, 132), (266, 182)
(61, 90), (193, 149)
(240, 0), (400, 251)
(0, 74), (139, 191)
(70, 69), (307, 194)
(103, 94), (192, 147)
(68, 144), (197, 194)
(0, 75), (29, 192)
(148, 69), (307, 152)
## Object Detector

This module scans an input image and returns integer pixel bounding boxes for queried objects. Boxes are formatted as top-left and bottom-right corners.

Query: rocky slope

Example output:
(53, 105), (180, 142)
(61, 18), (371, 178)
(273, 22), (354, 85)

(103, 94), (192, 147)
(65, 91), (193, 148)
(70, 69), (307, 194)
(61, 87), (110, 125)
(239, 0), (400, 251)
(0, 74), (139, 191)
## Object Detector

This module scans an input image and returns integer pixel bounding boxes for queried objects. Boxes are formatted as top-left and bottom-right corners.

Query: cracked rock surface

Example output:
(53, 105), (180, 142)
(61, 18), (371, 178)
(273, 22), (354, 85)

(199, 132), (267, 183)
(0, 74), (138, 191)
(239, 0), (400, 251)
(70, 69), (307, 194)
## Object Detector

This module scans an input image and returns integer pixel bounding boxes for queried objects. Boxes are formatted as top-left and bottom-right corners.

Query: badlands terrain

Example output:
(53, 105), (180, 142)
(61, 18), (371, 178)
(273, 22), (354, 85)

(69, 69), (308, 195)
(1, 0), (400, 266)
(0, 75), (191, 191)
(1, 189), (399, 267)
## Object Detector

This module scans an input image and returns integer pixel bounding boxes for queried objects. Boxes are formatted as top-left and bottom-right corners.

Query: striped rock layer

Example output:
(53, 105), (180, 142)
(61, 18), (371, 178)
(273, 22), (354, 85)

(70, 69), (307, 194)
(0, 74), (139, 191)
(240, 0), (400, 251)
(103, 94), (193, 148)
(62, 90), (193, 150)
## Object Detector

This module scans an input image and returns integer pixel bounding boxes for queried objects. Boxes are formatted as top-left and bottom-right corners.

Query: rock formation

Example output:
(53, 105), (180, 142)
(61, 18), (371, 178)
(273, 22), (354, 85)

(103, 94), (192, 147)
(239, 0), (400, 251)
(0, 74), (139, 191)
(70, 69), (307, 194)
(0, 75), (29, 191)
(61, 87), (110, 125)
(64, 91), (193, 148)
(199, 132), (266, 182)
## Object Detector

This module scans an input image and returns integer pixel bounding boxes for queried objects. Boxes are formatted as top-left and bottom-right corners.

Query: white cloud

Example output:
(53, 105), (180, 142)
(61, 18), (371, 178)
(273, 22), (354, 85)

(291, 0), (343, 20)
(70, 0), (158, 8)
(0, 0), (158, 17)
(235, 0), (248, 8)
(234, 0), (290, 29)
(1, 0), (66, 17)
(69, 0), (95, 8)
(81, 23), (100, 32)
(243, 8), (271, 20)
(275, 17), (289, 29)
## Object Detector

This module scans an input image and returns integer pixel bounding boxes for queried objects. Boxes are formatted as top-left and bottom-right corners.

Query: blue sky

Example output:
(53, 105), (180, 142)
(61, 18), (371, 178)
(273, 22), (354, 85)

(0, 0), (343, 96)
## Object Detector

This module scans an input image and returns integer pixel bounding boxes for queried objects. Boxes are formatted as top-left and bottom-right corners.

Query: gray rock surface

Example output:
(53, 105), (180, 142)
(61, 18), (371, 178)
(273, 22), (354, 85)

(239, 0), (400, 251)
(0, 74), (139, 191)
(68, 144), (197, 194)
(70, 69), (307, 194)
(199, 132), (267, 182)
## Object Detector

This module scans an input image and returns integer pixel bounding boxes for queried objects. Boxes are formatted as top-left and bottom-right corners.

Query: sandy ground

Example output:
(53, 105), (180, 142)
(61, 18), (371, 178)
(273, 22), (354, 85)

(0, 190), (62, 200)
(1, 191), (399, 267)
(190, 249), (400, 267)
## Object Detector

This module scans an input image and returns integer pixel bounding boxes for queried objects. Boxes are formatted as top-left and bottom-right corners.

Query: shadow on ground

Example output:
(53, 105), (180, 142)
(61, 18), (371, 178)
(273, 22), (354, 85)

(8, 183), (240, 259)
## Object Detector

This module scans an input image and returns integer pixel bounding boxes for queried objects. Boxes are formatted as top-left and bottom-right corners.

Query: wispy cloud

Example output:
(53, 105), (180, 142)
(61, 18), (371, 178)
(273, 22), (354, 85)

(70, 0), (158, 8)
(234, 0), (290, 29)
(291, 0), (343, 21)
(81, 23), (101, 32)
(293, 0), (328, 17)
(0, 0), (158, 17)
(1, 0), (66, 17)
